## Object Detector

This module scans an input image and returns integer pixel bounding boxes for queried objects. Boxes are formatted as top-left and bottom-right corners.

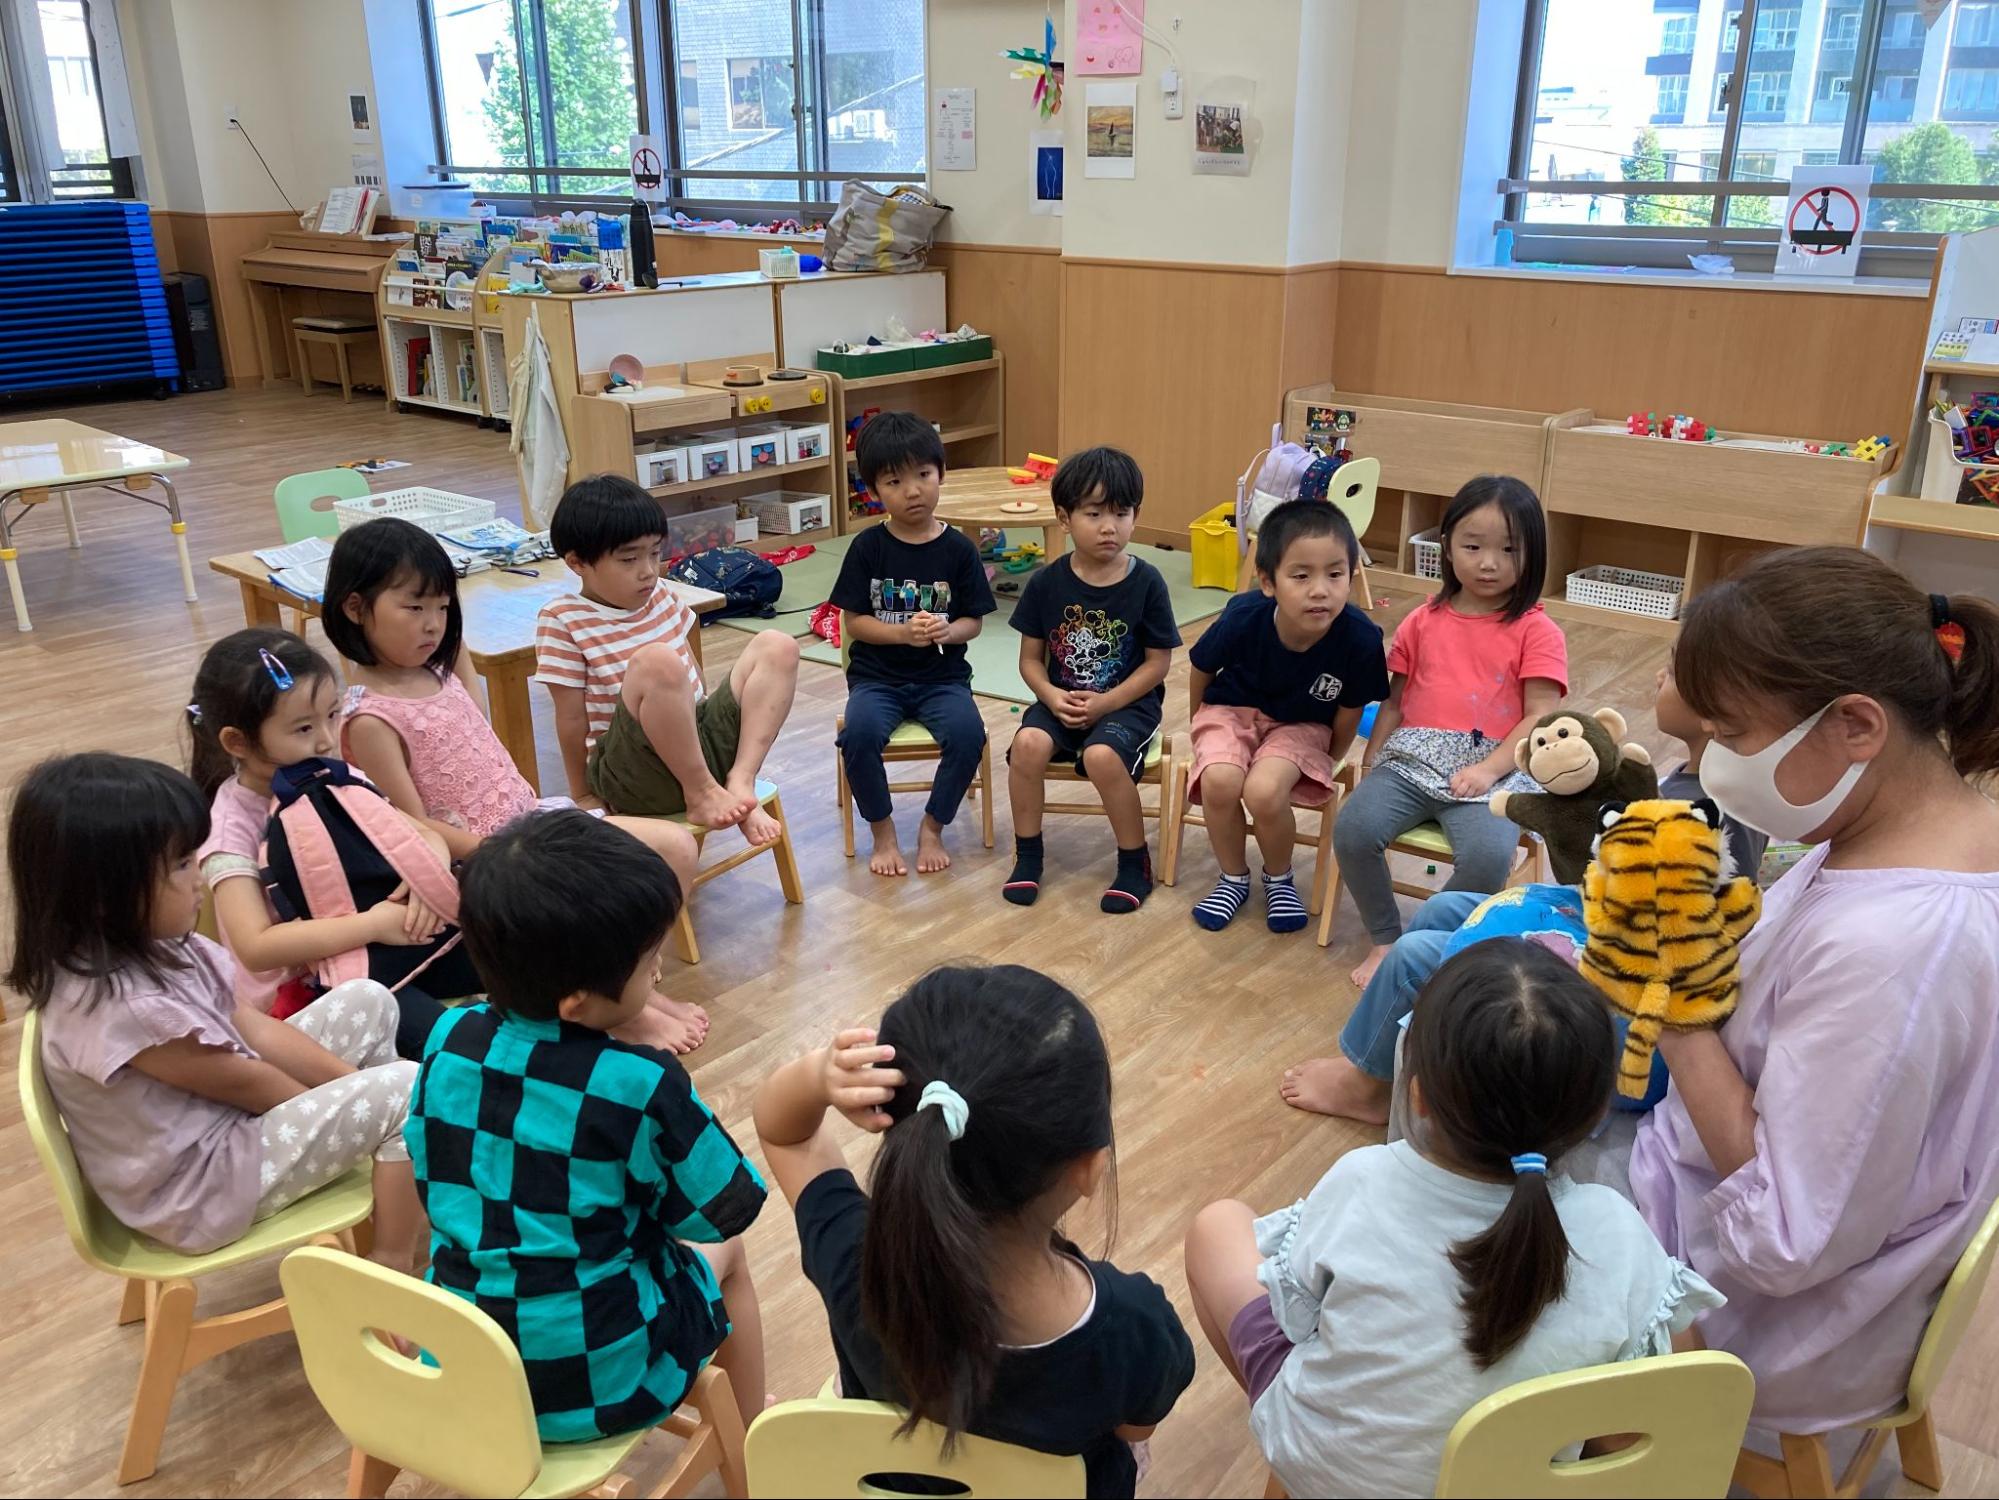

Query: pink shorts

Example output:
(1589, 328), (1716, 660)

(1188, 705), (1337, 809)
(1228, 1296), (1294, 1401)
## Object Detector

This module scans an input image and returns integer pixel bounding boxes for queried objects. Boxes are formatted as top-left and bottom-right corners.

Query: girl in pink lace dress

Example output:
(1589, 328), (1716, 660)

(323, 518), (711, 1053)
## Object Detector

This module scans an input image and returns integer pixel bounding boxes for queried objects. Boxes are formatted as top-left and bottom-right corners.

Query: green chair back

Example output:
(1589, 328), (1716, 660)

(274, 468), (370, 542)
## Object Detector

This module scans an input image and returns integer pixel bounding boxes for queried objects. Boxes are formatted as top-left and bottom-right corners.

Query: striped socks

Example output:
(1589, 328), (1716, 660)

(1264, 869), (1310, 933)
(1192, 871), (1251, 930)
(1003, 833), (1044, 906)
(1100, 845), (1154, 914)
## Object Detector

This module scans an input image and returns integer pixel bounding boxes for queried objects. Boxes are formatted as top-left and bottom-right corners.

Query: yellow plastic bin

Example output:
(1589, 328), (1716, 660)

(1188, 501), (1240, 590)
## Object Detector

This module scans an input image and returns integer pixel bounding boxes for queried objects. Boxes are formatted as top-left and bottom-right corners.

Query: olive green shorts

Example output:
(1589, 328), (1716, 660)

(587, 676), (742, 817)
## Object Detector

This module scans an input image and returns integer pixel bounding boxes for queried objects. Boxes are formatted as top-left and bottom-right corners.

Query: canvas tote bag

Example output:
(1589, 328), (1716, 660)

(822, 183), (951, 272)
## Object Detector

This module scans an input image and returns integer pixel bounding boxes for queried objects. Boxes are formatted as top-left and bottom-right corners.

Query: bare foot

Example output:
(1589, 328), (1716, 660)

(914, 816), (951, 874)
(613, 1002), (705, 1055)
(651, 991), (710, 1036)
(738, 800), (783, 848)
(868, 818), (908, 877)
(1349, 943), (1394, 991)
(1279, 1056), (1391, 1124)
(684, 781), (751, 831)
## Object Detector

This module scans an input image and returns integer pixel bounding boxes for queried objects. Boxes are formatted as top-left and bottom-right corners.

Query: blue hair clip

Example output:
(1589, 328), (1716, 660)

(258, 647), (294, 691)
(1510, 1153), (1548, 1177)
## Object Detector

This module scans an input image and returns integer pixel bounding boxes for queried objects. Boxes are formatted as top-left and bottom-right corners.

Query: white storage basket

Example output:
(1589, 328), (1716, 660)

(334, 487), (496, 535)
(1411, 528), (1443, 581)
(1566, 564), (1684, 620)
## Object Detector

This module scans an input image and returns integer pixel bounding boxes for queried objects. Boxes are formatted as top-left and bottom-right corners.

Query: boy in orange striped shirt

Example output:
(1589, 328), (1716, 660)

(536, 476), (800, 846)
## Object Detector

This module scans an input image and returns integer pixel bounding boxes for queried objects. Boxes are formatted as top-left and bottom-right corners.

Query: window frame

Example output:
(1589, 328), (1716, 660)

(1501, 0), (1999, 276)
(421, 0), (924, 220)
(0, 0), (137, 203)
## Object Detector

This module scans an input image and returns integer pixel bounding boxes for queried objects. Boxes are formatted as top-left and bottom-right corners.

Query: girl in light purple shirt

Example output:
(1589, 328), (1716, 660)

(1632, 546), (1999, 1435)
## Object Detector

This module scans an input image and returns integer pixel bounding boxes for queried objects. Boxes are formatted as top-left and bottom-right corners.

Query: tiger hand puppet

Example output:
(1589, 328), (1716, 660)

(1580, 798), (1761, 1100)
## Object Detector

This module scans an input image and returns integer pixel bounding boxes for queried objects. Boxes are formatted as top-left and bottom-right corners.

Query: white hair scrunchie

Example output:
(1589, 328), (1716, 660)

(916, 1080), (970, 1141)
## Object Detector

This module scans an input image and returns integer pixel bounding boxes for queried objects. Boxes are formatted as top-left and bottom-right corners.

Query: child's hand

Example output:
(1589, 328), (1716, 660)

(821, 1028), (905, 1132)
(366, 885), (429, 946)
(1054, 690), (1094, 728)
(1071, 691), (1108, 725)
(1449, 761), (1502, 799)
(401, 885), (449, 941)
(907, 611), (944, 646)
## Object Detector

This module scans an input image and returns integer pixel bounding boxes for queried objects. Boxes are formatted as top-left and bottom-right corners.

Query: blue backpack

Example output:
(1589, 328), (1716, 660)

(669, 546), (782, 619)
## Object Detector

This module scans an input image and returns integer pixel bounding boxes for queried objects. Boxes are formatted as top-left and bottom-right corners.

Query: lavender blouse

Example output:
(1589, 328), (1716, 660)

(1629, 843), (1999, 1431)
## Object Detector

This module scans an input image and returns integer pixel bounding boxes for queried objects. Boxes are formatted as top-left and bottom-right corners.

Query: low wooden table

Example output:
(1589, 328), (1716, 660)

(1, 419), (195, 632)
(209, 551), (724, 793)
(935, 466), (1067, 564)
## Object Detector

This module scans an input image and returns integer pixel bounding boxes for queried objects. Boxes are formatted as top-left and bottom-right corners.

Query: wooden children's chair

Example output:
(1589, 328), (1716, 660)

(18, 1012), (374, 1485)
(745, 1394), (1083, 1498)
(280, 1245), (748, 1500)
(668, 776), (804, 966)
(830, 638), (995, 857)
(1732, 1194), (1999, 1499)
(1236, 454), (1380, 608)
(1160, 731), (1347, 945)
(1035, 728), (1178, 857)
(1436, 1350), (1756, 1498)
(274, 467), (370, 543)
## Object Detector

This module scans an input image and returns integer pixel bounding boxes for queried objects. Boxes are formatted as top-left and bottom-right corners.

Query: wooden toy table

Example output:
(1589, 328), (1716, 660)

(208, 551), (723, 793)
(0, 419), (195, 632)
(935, 467), (1067, 564)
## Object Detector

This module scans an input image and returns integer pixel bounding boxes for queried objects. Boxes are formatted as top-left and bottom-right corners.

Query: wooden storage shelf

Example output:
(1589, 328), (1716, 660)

(839, 356), (1003, 391)
(1869, 491), (1999, 542)
(383, 305), (474, 330)
(833, 355), (1006, 534)
(378, 245), (511, 422)
(942, 423), (1000, 444)
(648, 457), (829, 500)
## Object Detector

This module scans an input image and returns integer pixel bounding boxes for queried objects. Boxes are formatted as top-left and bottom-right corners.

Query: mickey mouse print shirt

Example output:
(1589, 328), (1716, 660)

(1010, 553), (1181, 704)
(830, 523), (997, 685)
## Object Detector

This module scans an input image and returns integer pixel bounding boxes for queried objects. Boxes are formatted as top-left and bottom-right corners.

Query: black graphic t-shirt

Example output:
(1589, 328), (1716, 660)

(1009, 554), (1181, 704)
(829, 523), (998, 685)
(1189, 591), (1389, 725)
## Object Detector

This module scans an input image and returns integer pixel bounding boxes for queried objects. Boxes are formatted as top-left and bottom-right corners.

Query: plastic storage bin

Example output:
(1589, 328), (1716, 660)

(665, 503), (737, 562)
(1411, 528), (1443, 581)
(1565, 565), (1684, 620)
(785, 422), (830, 463)
(743, 489), (832, 534)
(1187, 501), (1240, 590)
(737, 424), (788, 473)
(334, 487), (495, 535)
(687, 431), (737, 479)
(637, 446), (691, 489)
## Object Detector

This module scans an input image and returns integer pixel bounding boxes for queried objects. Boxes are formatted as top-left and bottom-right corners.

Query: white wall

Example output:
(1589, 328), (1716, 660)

(1287, 0), (1358, 266)
(927, 0), (1063, 248)
(1338, 0), (1476, 267)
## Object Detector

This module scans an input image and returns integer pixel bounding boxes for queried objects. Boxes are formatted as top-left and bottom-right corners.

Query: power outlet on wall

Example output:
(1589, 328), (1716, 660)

(225, 106), (242, 131)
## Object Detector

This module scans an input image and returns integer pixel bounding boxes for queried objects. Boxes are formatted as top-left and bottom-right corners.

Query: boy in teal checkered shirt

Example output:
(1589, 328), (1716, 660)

(409, 811), (767, 1440)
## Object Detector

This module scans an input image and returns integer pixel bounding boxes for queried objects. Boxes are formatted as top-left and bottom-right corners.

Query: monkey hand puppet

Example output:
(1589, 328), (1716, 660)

(1489, 707), (1659, 884)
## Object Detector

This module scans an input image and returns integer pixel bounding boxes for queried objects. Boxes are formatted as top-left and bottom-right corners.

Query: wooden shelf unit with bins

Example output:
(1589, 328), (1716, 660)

(833, 356), (1006, 532)
(378, 247), (511, 422)
(1283, 384), (1889, 639)
(566, 366), (842, 543)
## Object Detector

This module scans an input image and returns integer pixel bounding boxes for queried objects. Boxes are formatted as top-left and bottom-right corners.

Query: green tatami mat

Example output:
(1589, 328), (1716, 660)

(714, 533), (1228, 705)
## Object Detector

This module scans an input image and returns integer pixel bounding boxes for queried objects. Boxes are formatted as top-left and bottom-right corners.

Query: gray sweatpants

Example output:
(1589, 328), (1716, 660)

(1331, 766), (1523, 944)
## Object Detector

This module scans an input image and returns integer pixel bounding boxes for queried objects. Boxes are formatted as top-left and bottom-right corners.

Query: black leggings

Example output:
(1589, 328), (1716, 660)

(366, 941), (484, 1059)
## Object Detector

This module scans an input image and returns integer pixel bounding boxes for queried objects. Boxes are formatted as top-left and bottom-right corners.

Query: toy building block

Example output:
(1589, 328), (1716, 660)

(1007, 467), (1038, 484)
(1022, 452), (1058, 480)
(1850, 436), (1887, 461)
(1627, 412), (1651, 435)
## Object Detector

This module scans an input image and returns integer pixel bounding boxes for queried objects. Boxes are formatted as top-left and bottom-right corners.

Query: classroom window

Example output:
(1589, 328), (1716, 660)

(422, 0), (640, 199)
(1504, 0), (1999, 273)
(0, 0), (134, 201)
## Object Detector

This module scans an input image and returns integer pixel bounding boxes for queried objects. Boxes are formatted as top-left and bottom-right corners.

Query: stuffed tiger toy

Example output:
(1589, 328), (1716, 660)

(1580, 798), (1761, 1099)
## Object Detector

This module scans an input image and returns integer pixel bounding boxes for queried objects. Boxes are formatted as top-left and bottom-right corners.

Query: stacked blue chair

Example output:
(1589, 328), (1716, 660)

(0, 201), (179, 399)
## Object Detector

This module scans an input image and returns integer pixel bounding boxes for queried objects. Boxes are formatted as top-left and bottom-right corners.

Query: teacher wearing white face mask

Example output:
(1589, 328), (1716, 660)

(1625, 545), (1999, 1443)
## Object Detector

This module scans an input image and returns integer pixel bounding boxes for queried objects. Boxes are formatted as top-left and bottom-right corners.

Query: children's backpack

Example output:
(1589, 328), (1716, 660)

(1236, 423), (1321, 539)
(261, 758), (463, 993)
(668, 546), (782, 619)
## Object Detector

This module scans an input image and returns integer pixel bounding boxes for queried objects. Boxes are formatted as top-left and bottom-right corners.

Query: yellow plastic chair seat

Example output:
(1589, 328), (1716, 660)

(746, 1395), (1084, 1498)
(885, 719), (944, 748)
(1393, 821), (1454, 858)
(515, 1431), (651, 1499)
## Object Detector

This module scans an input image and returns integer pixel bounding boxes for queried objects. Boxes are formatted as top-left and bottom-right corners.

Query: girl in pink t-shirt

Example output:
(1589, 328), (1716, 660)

(9, 752), (423, 1265)
(322, 518), (707, 1053)
(1332, 476), (1569, 988)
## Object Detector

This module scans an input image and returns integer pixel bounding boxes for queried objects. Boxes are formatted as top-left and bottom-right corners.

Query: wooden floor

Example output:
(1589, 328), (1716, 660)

(1, 386), (1993, 1499)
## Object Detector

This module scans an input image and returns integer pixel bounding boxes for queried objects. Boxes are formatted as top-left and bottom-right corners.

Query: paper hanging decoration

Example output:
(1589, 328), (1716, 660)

(1005, 14), (1064, 120)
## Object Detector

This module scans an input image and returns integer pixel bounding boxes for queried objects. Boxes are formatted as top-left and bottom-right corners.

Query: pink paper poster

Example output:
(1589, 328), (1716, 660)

(1076, 0), (1143, 76)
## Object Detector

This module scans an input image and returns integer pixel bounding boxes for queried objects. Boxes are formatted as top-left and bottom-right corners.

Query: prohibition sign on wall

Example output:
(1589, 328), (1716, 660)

(1777, 165), (1873, 277)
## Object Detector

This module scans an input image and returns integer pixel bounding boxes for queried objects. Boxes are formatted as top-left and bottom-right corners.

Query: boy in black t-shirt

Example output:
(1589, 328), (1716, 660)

(830, 413), (998, 876)
(1006, 448), (1181, 913)
(1187, 500), (1389, 933)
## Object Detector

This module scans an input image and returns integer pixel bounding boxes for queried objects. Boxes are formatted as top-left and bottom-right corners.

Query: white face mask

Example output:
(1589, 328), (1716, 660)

(1699, 703), (1867, 843)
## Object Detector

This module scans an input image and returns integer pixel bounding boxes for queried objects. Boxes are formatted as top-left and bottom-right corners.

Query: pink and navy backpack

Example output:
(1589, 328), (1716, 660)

(261, 758), (463, 992)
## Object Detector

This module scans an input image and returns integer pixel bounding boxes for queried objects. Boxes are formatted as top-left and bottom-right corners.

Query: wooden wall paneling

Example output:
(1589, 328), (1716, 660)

(931, 244), (1063, 457)
(653, 230), (819, 279)
(1060, 260), (1290, 543)
(1277, 265), (1339, 396)
(186, 211), (319, 386)
(1333, 265), (1932, 442)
